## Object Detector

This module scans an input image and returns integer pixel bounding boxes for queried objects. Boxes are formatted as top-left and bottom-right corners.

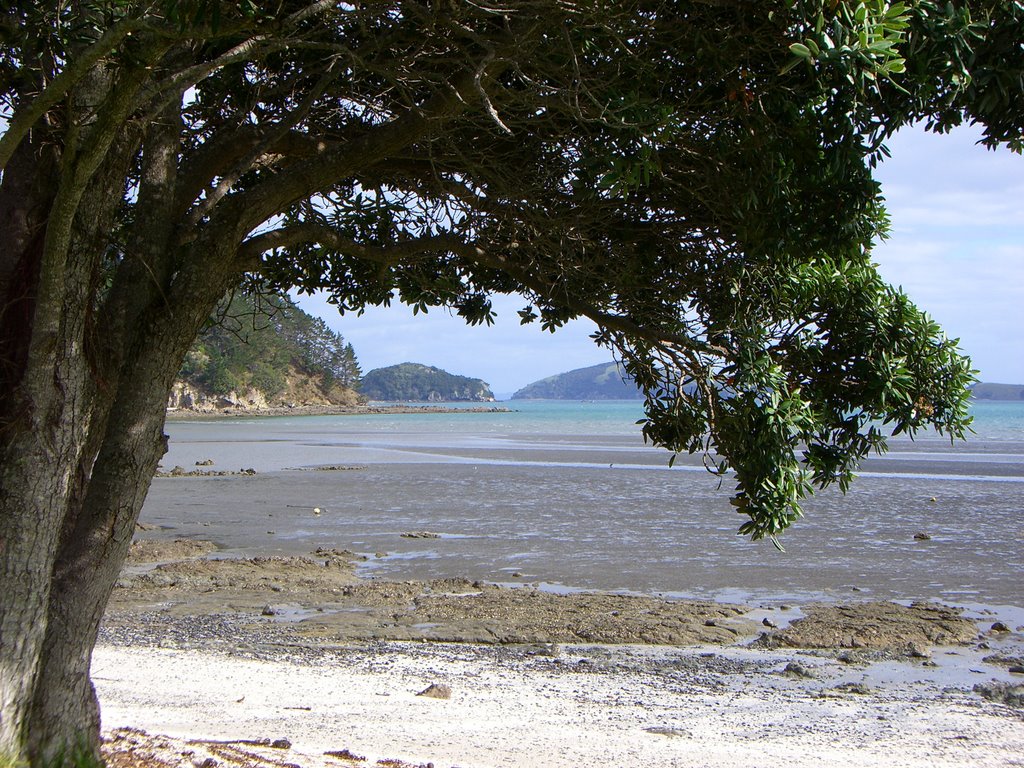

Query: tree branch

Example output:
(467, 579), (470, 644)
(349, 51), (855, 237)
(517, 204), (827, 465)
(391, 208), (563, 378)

(238, 220), (724, 360)
(208, 67), (494, 247)
(444, 238), (726, 358)
(182, 66), (339, 228)
(237, 223), (453, 267)
(0, 14), (147, 170)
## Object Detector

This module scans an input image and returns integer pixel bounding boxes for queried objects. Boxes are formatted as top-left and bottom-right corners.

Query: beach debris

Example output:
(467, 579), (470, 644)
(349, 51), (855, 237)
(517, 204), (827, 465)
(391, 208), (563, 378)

(416, 683), (451, 699)
(155, 466), (256, 478)
(401, 531), (441, 539)
(313, 507), (322, 516)
(913, 532), (932, 540)
(974, 681), (1024, 708)
(643, 726), (687, 738)
(324, 750), (365, 763)
(126, 538), (217, 565)
(984, 652), (1024, 668)
(906, 642), (932, 659)
(522, 643), (561, 657)
(783, 661), (815, 678)
(833, 682), (872, 695)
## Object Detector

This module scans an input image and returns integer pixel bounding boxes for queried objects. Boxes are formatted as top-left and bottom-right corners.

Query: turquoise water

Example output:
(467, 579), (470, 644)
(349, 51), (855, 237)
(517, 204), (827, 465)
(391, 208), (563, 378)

(965, 400), (1024, 441)
(364, 398), (1024, 442)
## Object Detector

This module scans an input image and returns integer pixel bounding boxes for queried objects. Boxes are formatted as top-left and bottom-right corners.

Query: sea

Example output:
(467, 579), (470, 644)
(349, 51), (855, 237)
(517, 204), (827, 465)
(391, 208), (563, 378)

(145, 399), (1024, 613)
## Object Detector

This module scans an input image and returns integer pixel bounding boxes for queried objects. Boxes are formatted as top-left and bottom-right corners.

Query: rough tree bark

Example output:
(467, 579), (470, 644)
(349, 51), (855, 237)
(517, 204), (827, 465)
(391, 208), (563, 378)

(0, 54), (251, 759)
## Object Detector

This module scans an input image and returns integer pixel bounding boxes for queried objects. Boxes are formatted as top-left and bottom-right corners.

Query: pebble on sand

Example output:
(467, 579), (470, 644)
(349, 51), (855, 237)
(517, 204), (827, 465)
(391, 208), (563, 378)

(417, 683), (452, 700)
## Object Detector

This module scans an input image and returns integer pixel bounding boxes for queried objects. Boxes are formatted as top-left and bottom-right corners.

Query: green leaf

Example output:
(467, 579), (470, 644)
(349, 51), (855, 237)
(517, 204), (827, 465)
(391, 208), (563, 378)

(789, 42), (813, 59)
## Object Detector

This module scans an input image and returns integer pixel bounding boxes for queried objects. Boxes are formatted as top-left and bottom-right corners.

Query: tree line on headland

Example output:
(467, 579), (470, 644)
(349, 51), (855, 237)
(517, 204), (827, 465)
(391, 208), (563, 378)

(174, 292), (362, 409)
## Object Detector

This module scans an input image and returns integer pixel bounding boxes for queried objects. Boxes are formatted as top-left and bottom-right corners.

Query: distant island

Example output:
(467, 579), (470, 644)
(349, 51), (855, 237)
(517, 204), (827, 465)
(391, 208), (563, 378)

(512, 362), (643, 400)
(513, 366), (1024, 404)
(971, 382), (1024, 401)
(361, 363), (495, 402)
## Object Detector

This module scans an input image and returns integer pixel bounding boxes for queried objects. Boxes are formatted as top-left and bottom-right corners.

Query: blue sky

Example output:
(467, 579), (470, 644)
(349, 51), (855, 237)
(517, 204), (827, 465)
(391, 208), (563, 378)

(296, 124), (1024, 397)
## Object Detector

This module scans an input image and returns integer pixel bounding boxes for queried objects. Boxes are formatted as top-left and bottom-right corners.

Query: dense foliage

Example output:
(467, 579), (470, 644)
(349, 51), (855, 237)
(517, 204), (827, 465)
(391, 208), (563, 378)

(513, 363), (644, 401)
(360, 363), (493, 402)
(181, 292), (361, 397)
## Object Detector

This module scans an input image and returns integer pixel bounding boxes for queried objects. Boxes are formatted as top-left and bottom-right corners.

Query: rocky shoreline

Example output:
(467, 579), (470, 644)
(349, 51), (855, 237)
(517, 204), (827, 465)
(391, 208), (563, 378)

(165, 403), (513, 419)
(109, 538), (997, 654)
(97, 538), (1024, 768)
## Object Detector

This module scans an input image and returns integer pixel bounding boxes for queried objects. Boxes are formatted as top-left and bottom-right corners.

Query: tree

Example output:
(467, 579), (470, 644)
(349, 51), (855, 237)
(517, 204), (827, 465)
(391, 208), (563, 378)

(0, 1), (1020, 763)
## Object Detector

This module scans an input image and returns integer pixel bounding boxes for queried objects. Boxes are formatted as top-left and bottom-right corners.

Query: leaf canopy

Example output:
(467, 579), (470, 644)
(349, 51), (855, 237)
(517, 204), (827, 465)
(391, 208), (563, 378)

(2, 0), (1018, 540)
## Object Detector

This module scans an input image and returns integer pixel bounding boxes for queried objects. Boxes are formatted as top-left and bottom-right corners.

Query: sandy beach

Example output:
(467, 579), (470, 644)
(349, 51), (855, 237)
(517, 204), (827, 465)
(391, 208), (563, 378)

(97, 541), (1024, 768)
(94, 638), (1023, 768)
(99, 404), (1024, 766)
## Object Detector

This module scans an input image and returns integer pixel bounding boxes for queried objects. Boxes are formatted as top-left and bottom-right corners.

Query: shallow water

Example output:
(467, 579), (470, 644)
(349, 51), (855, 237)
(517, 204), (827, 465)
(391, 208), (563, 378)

(143, 400), (1024, 608)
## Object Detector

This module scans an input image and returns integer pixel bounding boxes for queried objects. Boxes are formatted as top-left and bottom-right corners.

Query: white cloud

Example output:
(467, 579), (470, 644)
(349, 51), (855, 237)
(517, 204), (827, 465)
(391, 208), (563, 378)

(873, 125), (1024, 384)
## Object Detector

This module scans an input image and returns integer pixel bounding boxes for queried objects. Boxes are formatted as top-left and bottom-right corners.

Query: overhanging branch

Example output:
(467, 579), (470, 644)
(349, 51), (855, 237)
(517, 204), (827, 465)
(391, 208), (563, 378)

(237, 224), (456, 267)
(0, 14), (147, 170)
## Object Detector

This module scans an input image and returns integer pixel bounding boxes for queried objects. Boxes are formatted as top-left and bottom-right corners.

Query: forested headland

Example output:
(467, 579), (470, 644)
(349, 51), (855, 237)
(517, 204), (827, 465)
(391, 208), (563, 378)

(360, 362), (494, 402)
(170, 293), (363, 411)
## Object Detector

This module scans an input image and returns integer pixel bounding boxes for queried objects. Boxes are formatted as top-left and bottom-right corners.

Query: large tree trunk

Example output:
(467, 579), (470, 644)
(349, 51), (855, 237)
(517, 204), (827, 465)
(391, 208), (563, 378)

(0, 116), (105, 759)
(24, 345), (183, 760)
(1, 281), (235, 765)
(0, 116), (236, 763)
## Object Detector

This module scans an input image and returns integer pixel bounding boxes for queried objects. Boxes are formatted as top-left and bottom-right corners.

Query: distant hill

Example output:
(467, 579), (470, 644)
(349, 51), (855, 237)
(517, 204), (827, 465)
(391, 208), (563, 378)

(361, 363), (494, 402)
(512, 362), (643, 400)
(170, 292), (363, 412)
(971, 382), (1024, 401)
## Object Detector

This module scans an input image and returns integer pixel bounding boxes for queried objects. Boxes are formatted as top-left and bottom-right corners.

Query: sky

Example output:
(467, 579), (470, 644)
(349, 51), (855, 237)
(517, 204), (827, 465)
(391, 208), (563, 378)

(295, 124), (1024, 397)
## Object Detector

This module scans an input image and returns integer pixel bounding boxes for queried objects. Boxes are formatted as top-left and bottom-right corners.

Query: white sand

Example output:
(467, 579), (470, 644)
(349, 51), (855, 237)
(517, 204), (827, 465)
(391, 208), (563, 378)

(93, 641), (1024, 768)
